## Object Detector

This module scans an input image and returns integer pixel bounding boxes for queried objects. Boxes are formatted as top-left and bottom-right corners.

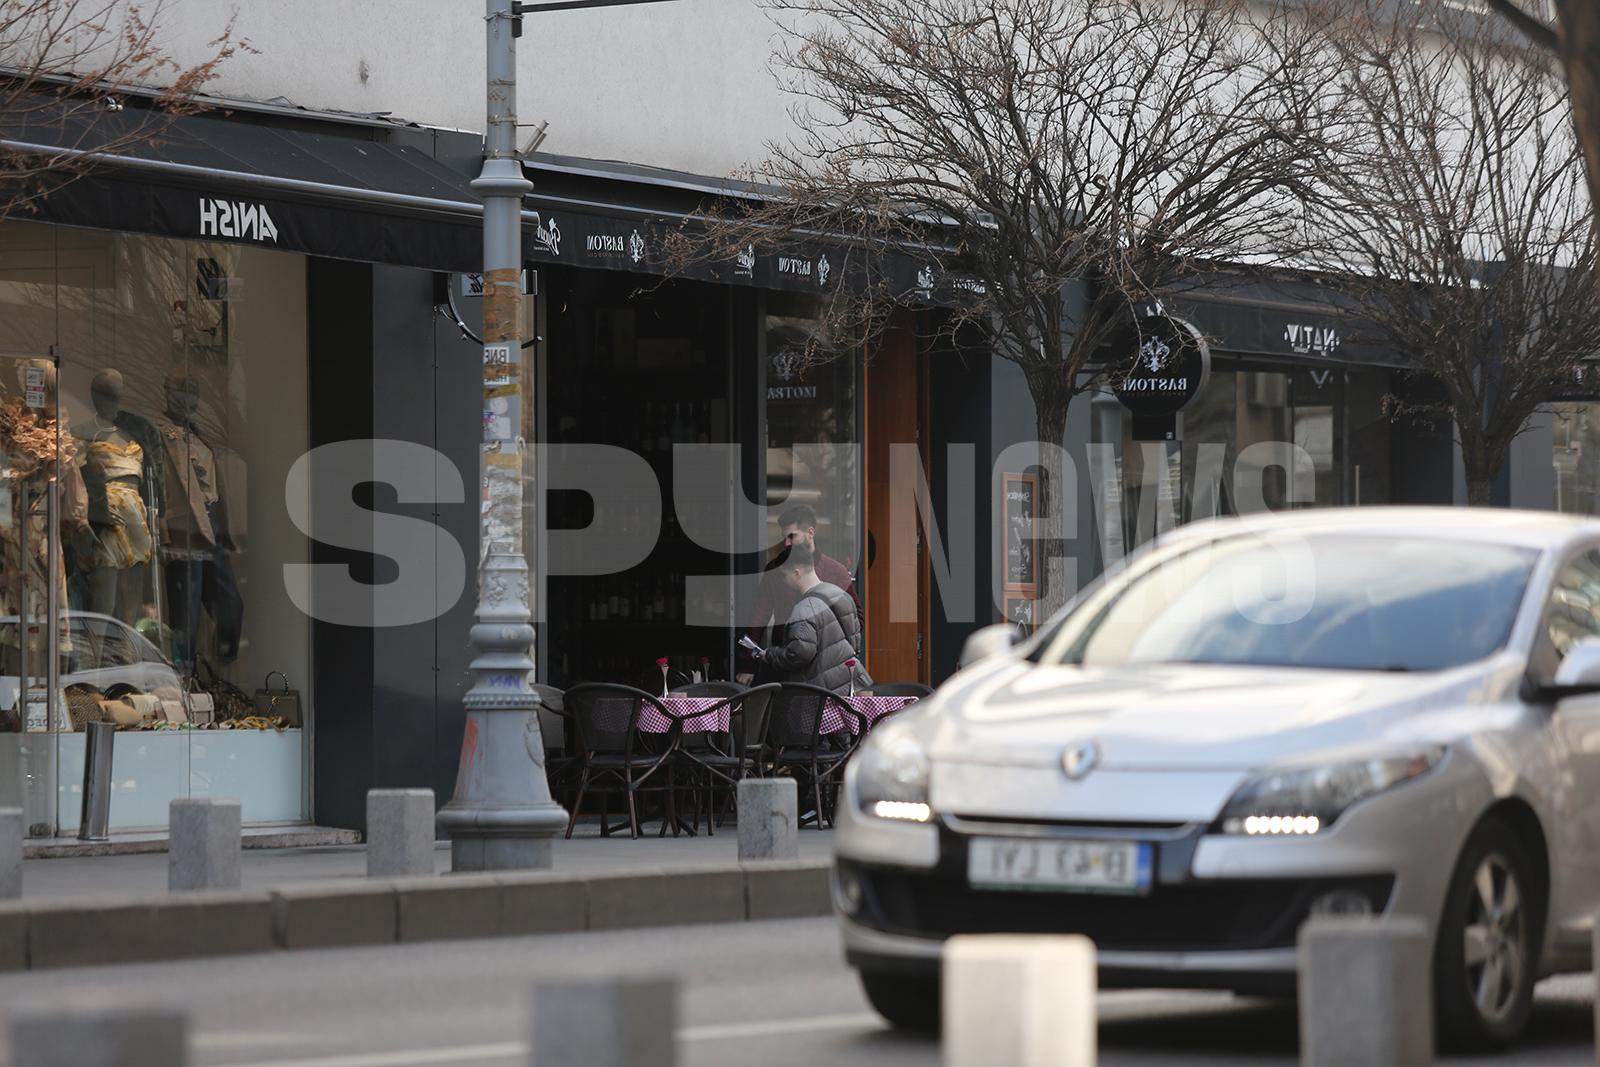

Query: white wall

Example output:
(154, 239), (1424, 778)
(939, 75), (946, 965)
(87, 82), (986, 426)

(119, 0), (796, 178)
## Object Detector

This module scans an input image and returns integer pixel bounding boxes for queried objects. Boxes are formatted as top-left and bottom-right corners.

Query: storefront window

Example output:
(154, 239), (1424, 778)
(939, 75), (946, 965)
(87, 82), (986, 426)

(1553, 402), (1600, 515)
(0, 221), (309, 832)
(762, 292), (861, 569)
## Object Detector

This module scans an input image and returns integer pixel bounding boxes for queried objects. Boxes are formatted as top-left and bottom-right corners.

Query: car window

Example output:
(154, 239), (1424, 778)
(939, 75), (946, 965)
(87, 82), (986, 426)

(1529, 549), (1600, 680)
(1037, 533), (1537, 673)
(77, 617), (138, 669)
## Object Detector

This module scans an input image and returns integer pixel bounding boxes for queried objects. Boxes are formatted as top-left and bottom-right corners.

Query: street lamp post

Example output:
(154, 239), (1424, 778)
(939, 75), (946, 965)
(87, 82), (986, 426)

(435, 0), (565, 870)
(438, 0), (680, 870)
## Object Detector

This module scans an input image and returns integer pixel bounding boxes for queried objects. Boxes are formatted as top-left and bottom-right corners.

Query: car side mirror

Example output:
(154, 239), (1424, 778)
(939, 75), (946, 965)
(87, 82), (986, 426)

(1554, 637), (1600, 691)
(959, 623), (1021, 668)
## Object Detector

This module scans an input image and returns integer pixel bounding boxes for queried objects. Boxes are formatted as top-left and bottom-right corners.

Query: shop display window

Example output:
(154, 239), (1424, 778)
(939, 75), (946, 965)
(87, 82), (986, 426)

(0, 221), (308, 830)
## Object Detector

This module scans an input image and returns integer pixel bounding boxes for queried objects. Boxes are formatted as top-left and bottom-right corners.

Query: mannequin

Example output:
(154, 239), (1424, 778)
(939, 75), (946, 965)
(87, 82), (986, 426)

(2, 359), (88, 669)
(76, 370), (154, 624)
(152, 370), (241, 669)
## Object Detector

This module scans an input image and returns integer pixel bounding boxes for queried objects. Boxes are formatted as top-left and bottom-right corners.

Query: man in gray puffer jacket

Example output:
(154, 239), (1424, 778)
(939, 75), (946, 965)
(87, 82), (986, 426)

(760, 543), (872, 693)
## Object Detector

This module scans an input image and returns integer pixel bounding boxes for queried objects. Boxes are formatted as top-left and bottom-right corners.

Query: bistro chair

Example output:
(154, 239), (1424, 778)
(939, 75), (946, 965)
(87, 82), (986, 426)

(767, 682), (865, 829)
(561, 683), (681, 839)
(532, 684), (576, 801)
(662, 682), (780, 833)
(857, 682), (934, 699)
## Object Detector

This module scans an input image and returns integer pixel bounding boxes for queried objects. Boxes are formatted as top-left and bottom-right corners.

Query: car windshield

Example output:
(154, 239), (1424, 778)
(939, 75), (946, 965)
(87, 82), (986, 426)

(1037, 533), (1538, 672)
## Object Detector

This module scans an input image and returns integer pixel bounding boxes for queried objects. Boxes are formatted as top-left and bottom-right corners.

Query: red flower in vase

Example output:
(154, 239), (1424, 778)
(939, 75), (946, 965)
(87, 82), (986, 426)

(655, 657), (669, 667)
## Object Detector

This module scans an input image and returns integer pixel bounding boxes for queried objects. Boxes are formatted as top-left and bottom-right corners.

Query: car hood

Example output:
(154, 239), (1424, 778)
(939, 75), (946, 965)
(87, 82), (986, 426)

(922, 656), (1507, 772)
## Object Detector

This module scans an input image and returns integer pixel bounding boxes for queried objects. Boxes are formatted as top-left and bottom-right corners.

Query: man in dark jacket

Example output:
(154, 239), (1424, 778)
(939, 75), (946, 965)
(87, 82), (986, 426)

(760, 543), (872, 692)
(737, 504), (860, 684)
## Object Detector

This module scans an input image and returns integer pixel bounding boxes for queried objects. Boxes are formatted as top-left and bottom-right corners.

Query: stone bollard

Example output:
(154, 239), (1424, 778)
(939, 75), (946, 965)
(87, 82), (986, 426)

(0, 806), (20, 898)
(943, 934), (1096, 1066)
(367, 788), (436, 877)
(11, 1005), (187, 1066)
(169, 797), (241, 892)
(530, 976), (676, 1067)
(1298, 915), (1432, 1067)
(737, 777), (798, 861)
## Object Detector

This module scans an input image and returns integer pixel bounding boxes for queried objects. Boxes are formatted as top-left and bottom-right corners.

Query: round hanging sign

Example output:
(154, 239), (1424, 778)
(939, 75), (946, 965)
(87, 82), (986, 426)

(1111, 315), (1211, 417)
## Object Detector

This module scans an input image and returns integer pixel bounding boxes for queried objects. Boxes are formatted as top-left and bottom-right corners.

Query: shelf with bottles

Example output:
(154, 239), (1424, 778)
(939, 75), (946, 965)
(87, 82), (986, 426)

(566, 573), (734, 628)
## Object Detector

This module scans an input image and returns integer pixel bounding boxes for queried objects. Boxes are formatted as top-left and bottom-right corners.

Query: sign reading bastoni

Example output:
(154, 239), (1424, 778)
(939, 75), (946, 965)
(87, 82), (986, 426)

(1111, 314), (1211, 416)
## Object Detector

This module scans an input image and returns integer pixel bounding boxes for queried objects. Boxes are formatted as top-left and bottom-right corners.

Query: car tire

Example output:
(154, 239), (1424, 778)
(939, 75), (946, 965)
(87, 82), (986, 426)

(1434, 818), (1540, 1050)
(858, 969), (940, 1032)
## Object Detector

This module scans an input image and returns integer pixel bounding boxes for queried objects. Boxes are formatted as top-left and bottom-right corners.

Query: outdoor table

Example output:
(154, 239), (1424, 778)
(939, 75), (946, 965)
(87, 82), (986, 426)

(637, 695), (732, 734)
(822, 694), (919, 735)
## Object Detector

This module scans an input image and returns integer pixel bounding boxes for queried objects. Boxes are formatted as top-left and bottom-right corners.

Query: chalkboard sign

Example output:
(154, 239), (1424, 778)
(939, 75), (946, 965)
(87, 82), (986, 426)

(1003, 473), (1038, 591)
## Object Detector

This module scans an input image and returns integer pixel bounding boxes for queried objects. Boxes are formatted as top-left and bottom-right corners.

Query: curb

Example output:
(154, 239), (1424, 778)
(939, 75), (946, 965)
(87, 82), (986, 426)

(23, 827), (363, 860)
(0, 859), (834, 971)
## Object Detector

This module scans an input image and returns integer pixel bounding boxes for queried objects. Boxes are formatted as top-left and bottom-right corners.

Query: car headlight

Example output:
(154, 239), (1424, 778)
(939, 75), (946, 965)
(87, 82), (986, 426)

(1216, 747), (1446, 835)
(854, 724), (932, 822)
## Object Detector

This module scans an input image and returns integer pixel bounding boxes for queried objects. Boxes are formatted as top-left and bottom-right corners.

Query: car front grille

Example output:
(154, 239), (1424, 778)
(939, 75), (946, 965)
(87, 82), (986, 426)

(846, 863), (1394, 952)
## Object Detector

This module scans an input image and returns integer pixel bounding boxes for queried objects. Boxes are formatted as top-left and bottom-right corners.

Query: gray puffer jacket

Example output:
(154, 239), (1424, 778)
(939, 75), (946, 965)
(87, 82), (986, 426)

(764, 582), (873, 692)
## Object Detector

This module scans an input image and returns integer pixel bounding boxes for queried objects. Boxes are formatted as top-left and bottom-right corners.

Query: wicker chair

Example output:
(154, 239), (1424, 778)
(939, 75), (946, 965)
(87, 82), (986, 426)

(767, 683), (864, 829)
(561, 683), (680, 839)
(661, 682), (780, 833)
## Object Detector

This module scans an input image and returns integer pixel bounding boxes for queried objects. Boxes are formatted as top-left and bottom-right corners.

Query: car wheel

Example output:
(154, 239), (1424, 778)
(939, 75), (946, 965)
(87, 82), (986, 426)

(1434, 818), (1539, 1049)
(858, 969), (939, 1032)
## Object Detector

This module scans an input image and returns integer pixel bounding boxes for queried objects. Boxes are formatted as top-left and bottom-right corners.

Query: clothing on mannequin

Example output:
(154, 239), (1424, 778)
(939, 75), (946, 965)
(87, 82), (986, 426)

(76, 370), (155, 625)
(152, 371), (241, 669)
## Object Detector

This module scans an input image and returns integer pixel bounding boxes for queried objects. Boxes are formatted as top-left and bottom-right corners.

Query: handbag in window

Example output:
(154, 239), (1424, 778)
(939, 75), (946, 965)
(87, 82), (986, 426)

(253, 671), (301, 727)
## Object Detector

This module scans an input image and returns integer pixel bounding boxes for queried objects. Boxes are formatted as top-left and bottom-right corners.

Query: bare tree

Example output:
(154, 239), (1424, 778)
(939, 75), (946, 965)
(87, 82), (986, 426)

(1, 0), (244, 223)
(1485, 1), (1600, 217)
(1297, 0), (1599, 506)
(669, 0), (1328, 614)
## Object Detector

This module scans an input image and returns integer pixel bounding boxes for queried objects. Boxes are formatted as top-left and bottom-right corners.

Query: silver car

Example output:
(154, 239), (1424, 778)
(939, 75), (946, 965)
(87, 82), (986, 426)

(835, 507), (1600, 1048)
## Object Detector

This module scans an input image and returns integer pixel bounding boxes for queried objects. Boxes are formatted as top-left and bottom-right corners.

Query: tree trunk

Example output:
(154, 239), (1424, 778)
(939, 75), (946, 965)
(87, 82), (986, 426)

(1465, 477), (1494, 507)
(1033, 400), (1073, 626)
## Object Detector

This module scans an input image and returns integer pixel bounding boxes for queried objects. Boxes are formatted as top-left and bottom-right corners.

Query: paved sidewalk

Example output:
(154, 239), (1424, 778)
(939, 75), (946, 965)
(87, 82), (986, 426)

(18, 824), (835, 901)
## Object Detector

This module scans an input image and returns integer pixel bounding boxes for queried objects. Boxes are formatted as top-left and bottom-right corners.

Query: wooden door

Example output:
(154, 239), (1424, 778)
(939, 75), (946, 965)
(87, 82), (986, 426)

(864, 316), (929, 683)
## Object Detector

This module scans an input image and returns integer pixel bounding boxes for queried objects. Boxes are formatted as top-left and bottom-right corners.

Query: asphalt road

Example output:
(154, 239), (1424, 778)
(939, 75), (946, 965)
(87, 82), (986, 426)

(0, 918), (1590, 1066)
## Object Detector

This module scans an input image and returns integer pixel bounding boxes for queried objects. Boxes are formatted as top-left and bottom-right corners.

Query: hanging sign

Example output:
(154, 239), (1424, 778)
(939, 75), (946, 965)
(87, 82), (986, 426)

(1111, 315), (1211, 417)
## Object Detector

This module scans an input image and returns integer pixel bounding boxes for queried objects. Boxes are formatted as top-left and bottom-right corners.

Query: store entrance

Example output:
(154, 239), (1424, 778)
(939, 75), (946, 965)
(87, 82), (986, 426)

(542, 271), (737, 689)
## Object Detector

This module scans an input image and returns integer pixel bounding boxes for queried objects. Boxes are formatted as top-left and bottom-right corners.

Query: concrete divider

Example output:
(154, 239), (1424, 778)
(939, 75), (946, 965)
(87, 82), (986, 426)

(531, 976), (677, 1067)
(587, 866), (746, 930)
(367, 789), (436, 877)
(10, 1005), (188, 1066)
(270, 881), (398, 949)
(24, 891), (276, 970)
(169, 798), (241, 891)
(0, 858), (833, 970)
(943, 934), (1096, 1067)
(395, 871), (587, 943)
(738, 778), (798, 861)
(0, 807), (21, 899)
(744, 858), (832, 920)
(1298, 915), (1432, 1067)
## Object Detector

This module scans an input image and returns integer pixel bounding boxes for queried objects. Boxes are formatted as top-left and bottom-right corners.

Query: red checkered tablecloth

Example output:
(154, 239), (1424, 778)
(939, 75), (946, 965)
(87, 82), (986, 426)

(636, 695), (732, 735)
(820, 695), (920, 735)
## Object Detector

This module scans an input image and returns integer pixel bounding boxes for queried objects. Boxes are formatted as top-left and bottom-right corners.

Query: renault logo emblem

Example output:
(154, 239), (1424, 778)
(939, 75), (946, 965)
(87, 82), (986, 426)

(1062, 741), (1100, 780)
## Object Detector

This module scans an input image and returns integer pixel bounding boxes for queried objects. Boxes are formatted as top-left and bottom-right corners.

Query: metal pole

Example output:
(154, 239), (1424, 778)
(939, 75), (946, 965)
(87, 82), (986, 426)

(436, 0), (567, 870)
(78, 720), (113, 841)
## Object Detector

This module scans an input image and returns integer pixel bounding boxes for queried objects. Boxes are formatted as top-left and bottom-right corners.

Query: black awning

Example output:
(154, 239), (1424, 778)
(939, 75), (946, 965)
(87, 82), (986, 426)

(4, 100), (490, 272)
(1165, 276), (1409, 369)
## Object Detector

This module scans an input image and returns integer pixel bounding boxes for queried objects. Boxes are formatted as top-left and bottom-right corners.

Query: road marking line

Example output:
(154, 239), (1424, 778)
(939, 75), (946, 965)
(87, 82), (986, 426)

(220, 1014), (882, 1066)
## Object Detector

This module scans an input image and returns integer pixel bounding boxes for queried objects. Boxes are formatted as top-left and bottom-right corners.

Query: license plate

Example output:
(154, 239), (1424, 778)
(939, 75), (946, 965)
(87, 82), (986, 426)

(967, 836), (1153, 895)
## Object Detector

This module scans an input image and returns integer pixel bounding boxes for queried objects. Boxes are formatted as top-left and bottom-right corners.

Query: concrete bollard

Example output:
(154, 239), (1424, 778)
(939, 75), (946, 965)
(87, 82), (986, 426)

(367, 788), (436, 877)
(169, 797), (241, 891)
(943, 934), (1096, 1066)
(1298, 915), (1432, 1067)
(737, 777), (798, 861)
(530, 976), (677, 1067)
(0, 806), (20, 898)
(10, 1005), (188, 1066)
